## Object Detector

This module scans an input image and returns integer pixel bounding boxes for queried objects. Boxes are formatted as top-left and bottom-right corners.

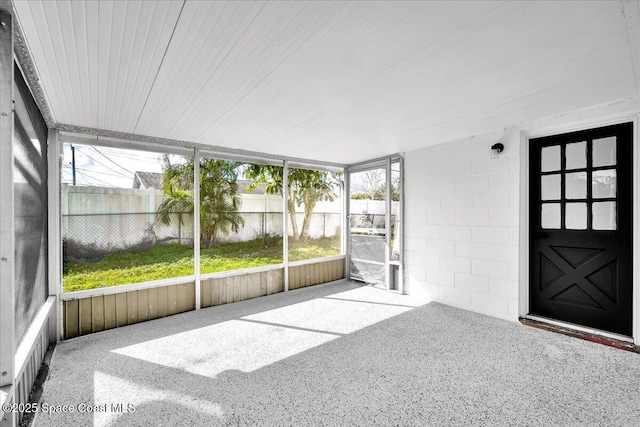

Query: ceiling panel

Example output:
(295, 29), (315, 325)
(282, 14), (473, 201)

(14, 0), (183, 130)
(12, 0), (640, 164)
(97, 0), (184, 131)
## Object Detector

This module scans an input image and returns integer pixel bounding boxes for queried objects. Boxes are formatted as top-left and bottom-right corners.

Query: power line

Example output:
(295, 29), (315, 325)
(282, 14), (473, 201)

(62, 143), (168, 187)
(74, 169), (114, 187)
(61, 172), (92, 186)
(62, 164), (123, 187)
(92, 146), (135, 176)
(62, 164), (132, 179)
(73, 146), (133, 179)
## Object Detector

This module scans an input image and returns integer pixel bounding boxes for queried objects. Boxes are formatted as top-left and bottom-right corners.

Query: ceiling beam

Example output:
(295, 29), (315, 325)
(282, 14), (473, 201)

(10, 0), (55, 127)
(58, 124), (347, 170)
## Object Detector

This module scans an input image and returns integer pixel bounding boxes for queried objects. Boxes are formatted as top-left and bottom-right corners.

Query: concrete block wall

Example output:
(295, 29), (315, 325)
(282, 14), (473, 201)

(404, 136), (520, 321)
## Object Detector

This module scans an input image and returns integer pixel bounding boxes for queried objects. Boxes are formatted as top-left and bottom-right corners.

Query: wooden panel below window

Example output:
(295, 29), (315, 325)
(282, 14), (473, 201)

(289, 258), (344, 290)
(63, 259), (344, 339)
(63, 282), (196, 339)
(200, 268), (284, 308)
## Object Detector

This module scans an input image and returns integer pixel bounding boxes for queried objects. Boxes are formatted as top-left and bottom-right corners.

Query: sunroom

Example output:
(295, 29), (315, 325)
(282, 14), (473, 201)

(2, 1), (640, 426)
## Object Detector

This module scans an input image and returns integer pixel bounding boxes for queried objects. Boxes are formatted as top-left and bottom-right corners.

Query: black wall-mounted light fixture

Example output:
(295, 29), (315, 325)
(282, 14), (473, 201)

(491, 143), (504, 153)
(490, 142), (504, 158)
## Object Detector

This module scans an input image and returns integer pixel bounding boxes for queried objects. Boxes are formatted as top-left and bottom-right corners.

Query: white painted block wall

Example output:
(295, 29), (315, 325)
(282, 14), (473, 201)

(404, 136), (520, 321)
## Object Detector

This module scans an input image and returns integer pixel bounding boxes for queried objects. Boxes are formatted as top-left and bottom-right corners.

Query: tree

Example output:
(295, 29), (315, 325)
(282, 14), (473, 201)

(156, 156), (244, 248)
(350, 169), (399, 201)
(351, 169), (384, 200)
(244, 165), (338, 241)
(390, 173), (400, 202)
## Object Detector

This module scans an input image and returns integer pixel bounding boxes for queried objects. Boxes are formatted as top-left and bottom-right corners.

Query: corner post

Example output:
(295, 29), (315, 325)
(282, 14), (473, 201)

(343, 169), (350, 279)
(48, 129), (62, 341)
(0, 4), (16, 426)
(0, 1), (15, 388)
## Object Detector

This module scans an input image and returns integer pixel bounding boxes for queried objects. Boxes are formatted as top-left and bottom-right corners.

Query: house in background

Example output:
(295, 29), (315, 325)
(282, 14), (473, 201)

(132, 171), (164, 190)
(1, 1), (639, 426)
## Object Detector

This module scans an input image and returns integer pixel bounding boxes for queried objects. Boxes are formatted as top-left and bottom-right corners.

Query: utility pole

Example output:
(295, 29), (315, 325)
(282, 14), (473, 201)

(71, 144), (76, 185)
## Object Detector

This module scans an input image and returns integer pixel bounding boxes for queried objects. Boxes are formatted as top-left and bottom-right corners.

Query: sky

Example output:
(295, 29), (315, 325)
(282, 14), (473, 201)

(62, 143), (355, 192)
(62, 143), (168, 188)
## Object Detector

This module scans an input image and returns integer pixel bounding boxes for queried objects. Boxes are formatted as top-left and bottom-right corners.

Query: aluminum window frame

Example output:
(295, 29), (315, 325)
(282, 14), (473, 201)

(55, 133), (347, 306)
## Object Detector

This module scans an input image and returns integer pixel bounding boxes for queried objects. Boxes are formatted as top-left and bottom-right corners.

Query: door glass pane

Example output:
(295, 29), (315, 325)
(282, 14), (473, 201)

(592, 169), (616, 199)
(565, 172), (587, 199)
(565, 203), (587, 230)
(593, 202), (616, 230)
(565, 141), (586, 170)
(541, 204), (560, 229)
(541, 146), (561, 172)
(390, 161), (400, 262)
(541, 174), (561, 200)
(350, 168), (387, 287)
(593, 136), (616, 167)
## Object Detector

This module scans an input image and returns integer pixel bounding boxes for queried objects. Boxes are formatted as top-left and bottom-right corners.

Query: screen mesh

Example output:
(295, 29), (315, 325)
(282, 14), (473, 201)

(14, 63), (48, 345)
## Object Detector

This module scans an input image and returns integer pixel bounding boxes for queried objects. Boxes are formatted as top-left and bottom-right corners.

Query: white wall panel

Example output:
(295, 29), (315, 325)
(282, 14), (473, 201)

(405, 132), (519, 321)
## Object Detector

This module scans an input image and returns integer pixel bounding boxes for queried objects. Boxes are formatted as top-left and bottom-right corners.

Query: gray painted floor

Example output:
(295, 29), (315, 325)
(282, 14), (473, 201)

(34, 280), (640, 426)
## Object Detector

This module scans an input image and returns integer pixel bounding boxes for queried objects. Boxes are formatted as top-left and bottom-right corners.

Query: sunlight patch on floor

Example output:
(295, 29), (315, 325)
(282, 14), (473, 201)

(111, 285), (431, 378)
(112, 319), (338, 378)
(243, 287), (427, 335)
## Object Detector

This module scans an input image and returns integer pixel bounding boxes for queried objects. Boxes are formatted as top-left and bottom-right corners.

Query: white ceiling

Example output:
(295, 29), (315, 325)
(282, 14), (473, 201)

(12, 0), (640, 164)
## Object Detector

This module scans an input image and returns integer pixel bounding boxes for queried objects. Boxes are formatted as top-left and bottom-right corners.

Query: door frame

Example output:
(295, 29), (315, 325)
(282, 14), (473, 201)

(346, 155), (404, 292)
(519, 114), (639, 344)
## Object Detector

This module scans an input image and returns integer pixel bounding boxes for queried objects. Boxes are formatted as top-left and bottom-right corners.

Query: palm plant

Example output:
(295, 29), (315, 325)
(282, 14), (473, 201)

(156, 156), (244, 248)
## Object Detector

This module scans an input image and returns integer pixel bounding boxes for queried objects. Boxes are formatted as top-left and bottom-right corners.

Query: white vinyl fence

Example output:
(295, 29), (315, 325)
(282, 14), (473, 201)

(62, 185), (342, 250)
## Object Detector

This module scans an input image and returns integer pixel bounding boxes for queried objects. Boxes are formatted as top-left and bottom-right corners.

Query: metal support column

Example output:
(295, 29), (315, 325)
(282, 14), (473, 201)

(0, 4), (16, 427)
(194, 149), (201, 309)
(398, 156), (405, 294)
(0, 2), (15, 388)
(344, 169), (350, 279)
(385, 158), (392, 290)
(283, 161), (289, 291)
(47, 130), (62, 341)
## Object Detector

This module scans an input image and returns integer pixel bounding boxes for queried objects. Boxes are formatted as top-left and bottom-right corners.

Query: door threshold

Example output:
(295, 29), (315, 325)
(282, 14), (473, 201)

(520, 316), (640, 354)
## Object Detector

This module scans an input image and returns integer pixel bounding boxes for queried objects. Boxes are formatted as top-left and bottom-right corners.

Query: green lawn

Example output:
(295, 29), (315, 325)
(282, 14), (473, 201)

(63, 237), (341, 292)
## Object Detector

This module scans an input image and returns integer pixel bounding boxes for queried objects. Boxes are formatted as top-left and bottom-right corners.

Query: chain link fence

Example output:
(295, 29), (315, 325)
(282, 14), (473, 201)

(62, 211), (341, 261)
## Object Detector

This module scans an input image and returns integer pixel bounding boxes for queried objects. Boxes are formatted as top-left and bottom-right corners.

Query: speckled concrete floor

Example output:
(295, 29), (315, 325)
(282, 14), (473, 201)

(33, 280), (640, 426)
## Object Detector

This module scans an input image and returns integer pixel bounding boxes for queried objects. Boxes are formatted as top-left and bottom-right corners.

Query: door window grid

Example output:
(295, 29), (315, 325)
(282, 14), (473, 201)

(540, 137), (617, 231)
